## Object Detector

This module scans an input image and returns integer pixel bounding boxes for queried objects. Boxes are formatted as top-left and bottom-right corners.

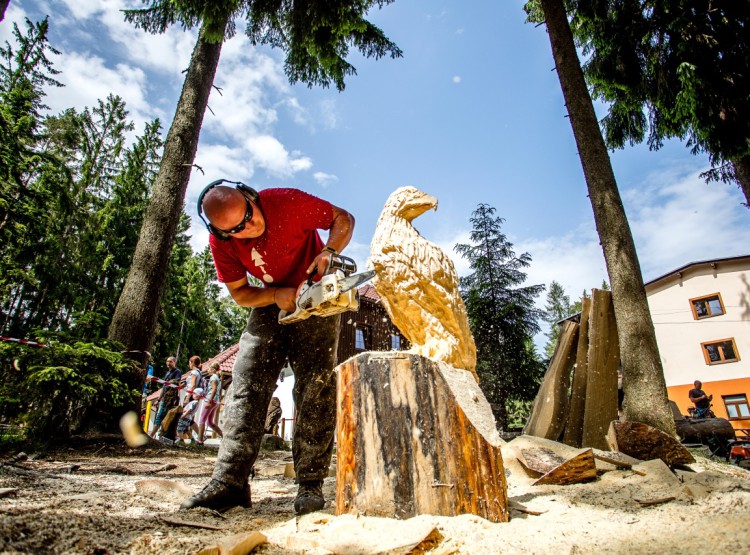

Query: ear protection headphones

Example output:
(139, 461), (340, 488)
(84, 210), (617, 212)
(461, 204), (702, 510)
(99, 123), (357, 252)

(197, 179), (260, 241)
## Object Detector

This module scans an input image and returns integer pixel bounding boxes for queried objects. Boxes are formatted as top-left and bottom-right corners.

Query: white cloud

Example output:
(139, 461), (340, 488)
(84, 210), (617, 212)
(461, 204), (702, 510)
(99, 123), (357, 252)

(317, 98), (339, 130)
(622, 168), (750, 280)
(58, 0), (106, 19)
(189, 144), (252, 192)
(57, 0), (195, 76)
(452, 75), (462, 84)
(205, 56), (283, 140)
(0, 4), (27, 45)
(245, 135), (312, 177)
(49, 52), (154, 123)
(313, 172), (339, 188)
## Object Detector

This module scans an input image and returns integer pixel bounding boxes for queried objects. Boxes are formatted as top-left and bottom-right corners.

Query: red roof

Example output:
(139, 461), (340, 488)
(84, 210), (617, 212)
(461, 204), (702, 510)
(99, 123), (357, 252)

(359, 283), (381, 302)
(202, 343), (239, 375)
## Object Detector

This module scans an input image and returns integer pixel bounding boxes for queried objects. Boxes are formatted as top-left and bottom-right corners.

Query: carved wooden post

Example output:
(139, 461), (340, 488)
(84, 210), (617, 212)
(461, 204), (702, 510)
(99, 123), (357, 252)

(336, 352), (508, 523)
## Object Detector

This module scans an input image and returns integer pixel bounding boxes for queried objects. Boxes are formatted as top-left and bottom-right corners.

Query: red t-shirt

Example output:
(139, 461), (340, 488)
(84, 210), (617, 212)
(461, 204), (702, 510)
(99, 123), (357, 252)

(209, 188), (335, 288)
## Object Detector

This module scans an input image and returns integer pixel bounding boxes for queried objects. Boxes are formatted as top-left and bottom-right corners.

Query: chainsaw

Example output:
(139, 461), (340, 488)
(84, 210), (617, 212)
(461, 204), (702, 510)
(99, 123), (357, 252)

(278, 254), (375, 325)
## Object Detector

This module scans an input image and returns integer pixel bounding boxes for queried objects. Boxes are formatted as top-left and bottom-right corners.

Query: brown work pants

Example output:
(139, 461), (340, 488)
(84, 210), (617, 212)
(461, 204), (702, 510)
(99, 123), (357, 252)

(212, 305), (340, 488)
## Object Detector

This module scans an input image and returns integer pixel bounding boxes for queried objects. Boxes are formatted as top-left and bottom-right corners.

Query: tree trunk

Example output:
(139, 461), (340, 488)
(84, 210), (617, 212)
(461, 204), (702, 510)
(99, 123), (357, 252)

(539, 0), (675, 436)
(0, 1), (9, 22)
(108, 20), (226, 377)
(732, 155), (750, 209)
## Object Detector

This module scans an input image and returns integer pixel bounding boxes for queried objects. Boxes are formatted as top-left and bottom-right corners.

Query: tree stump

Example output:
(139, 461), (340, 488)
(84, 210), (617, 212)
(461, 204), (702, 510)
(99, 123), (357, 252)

(336, 352), (508, 522)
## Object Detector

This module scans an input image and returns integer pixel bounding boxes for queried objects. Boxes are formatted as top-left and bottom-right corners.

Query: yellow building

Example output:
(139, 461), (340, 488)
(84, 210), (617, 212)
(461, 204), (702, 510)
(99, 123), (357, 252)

(645, 255), (750, 433)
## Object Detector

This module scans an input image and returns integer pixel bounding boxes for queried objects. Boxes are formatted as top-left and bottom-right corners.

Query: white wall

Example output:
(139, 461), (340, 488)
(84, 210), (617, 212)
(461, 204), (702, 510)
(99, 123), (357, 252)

(647, 260), (750, 387)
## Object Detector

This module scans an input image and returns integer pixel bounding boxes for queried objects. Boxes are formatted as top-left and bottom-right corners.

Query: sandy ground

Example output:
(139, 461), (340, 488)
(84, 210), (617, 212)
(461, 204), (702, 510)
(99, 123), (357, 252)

(1, 437), (749, 555)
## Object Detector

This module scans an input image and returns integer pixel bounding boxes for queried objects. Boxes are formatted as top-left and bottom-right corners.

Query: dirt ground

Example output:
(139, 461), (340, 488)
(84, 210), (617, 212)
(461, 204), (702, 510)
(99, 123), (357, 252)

(1, 437), (749, 555)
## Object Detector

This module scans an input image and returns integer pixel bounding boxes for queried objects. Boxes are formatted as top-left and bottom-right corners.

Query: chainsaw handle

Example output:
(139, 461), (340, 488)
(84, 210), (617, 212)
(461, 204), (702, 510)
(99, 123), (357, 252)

(306, 253), (357, 288)
(306, 267), (318, 287)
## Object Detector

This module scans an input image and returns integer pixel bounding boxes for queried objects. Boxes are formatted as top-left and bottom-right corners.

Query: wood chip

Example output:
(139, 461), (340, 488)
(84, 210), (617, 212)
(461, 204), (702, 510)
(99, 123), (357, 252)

(532, 449), (598, 486)
(634, 496), (675, 507)
(509, 500), (546, 516)
(160, 516), (222, 530)
(147, 463), (177, 474)
(197, 531), (267, 555)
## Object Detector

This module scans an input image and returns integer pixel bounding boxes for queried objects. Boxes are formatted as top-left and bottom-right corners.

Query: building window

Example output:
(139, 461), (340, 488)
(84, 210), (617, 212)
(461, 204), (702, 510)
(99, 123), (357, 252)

(701, 338), (740, 365)
(355, 326), (370, 351)
(689, 293), (725, 320)
(391, 334), (401, 350)
(723, 394), (750, 420)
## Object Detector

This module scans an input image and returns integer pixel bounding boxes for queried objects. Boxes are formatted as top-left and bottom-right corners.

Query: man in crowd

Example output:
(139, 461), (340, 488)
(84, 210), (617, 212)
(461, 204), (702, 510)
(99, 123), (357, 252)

(181, 181), (353, 515)
(149, 356), (182, 439)
(689, 380), (714, 418)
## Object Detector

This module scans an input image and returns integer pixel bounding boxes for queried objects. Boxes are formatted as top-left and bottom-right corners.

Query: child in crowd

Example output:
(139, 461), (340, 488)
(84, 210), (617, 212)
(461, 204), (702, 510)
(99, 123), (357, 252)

(176, 388), (204, 445)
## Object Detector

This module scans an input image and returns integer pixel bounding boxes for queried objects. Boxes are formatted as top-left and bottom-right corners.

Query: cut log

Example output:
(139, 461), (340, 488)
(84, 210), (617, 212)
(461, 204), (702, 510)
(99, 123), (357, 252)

(562, 296), (591, 447)
(336, 352), (508, 523)
(581, 290), (620, 450)
(675, 417), (737, 445)
(533, 449), (597, 486)
(607, 421), (695, 466)
(524, 320), (579, 440)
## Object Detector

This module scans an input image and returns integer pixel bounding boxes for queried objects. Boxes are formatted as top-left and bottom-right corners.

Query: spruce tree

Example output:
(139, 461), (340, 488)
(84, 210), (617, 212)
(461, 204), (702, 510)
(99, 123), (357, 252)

(455, 204), (545, 429)
(542, 280), (572, 359)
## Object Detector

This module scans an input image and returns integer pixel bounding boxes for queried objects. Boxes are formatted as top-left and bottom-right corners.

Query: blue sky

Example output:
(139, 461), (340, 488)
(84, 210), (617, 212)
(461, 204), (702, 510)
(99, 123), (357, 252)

(6, 0), (750, 344)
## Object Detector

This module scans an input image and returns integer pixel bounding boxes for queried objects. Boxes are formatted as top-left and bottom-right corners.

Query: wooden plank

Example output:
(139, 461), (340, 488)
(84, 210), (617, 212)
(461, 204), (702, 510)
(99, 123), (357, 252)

(533, 449), (597, 486)
(581, 290), (620, 450)
(562, 296), (592, 447)
(524, 320), (579, 440)
(607, 421), (695, 466)
(336, 352), (508, 523)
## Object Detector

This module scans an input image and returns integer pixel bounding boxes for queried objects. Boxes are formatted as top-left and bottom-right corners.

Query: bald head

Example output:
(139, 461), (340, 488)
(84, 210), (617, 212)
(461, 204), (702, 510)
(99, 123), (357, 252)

(203, 186), (265, 239)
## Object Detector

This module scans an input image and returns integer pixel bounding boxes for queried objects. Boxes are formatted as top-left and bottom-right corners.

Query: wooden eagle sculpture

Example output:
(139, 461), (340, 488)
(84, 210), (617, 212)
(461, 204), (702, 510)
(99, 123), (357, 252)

(368, 186), (478, 380)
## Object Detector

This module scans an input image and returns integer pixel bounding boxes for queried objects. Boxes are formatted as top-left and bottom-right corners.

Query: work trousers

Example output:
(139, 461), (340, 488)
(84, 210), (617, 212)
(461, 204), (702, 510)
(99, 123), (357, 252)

(212, 305), (340, 488)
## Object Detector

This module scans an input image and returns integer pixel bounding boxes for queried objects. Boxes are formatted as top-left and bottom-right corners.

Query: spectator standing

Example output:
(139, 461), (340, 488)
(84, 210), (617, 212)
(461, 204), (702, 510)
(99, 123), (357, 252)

(177, 388), (204, 444)
(264, 397), (283, 436)
(149, 357), (182, 439)
(198, 362), (223, 443)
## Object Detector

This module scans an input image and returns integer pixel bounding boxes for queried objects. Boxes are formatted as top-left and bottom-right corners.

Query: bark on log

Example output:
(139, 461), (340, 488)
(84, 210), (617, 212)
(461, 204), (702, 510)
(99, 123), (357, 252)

(524, 321), (579, 440)
(675, 417), (737, 445)
(563, 297), (591, 447)
(336, 352), (508, 523)
(607, 421), (695, 466)
(582, 290), (620, 450)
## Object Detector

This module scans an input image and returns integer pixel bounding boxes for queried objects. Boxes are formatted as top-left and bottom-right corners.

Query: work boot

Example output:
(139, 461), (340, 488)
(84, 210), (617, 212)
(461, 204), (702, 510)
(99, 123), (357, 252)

(180, 479), (251, 512)
(294, 480), (325, 515)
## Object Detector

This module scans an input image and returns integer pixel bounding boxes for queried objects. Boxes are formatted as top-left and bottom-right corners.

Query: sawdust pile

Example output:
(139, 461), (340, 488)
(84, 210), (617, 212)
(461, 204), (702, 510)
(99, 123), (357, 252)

(0, 439), (749, 554)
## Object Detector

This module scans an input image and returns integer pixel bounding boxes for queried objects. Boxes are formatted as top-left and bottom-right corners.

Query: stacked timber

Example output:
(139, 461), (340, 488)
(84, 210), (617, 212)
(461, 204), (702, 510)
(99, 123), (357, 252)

(336, 352), (509, 523)
(525, 289), (620, 450)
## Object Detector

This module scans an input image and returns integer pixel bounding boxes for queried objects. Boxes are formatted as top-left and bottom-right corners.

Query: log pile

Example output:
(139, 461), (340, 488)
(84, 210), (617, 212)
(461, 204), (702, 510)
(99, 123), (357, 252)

(336, 352), (508, 523)
(525, 289), (620, 450)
